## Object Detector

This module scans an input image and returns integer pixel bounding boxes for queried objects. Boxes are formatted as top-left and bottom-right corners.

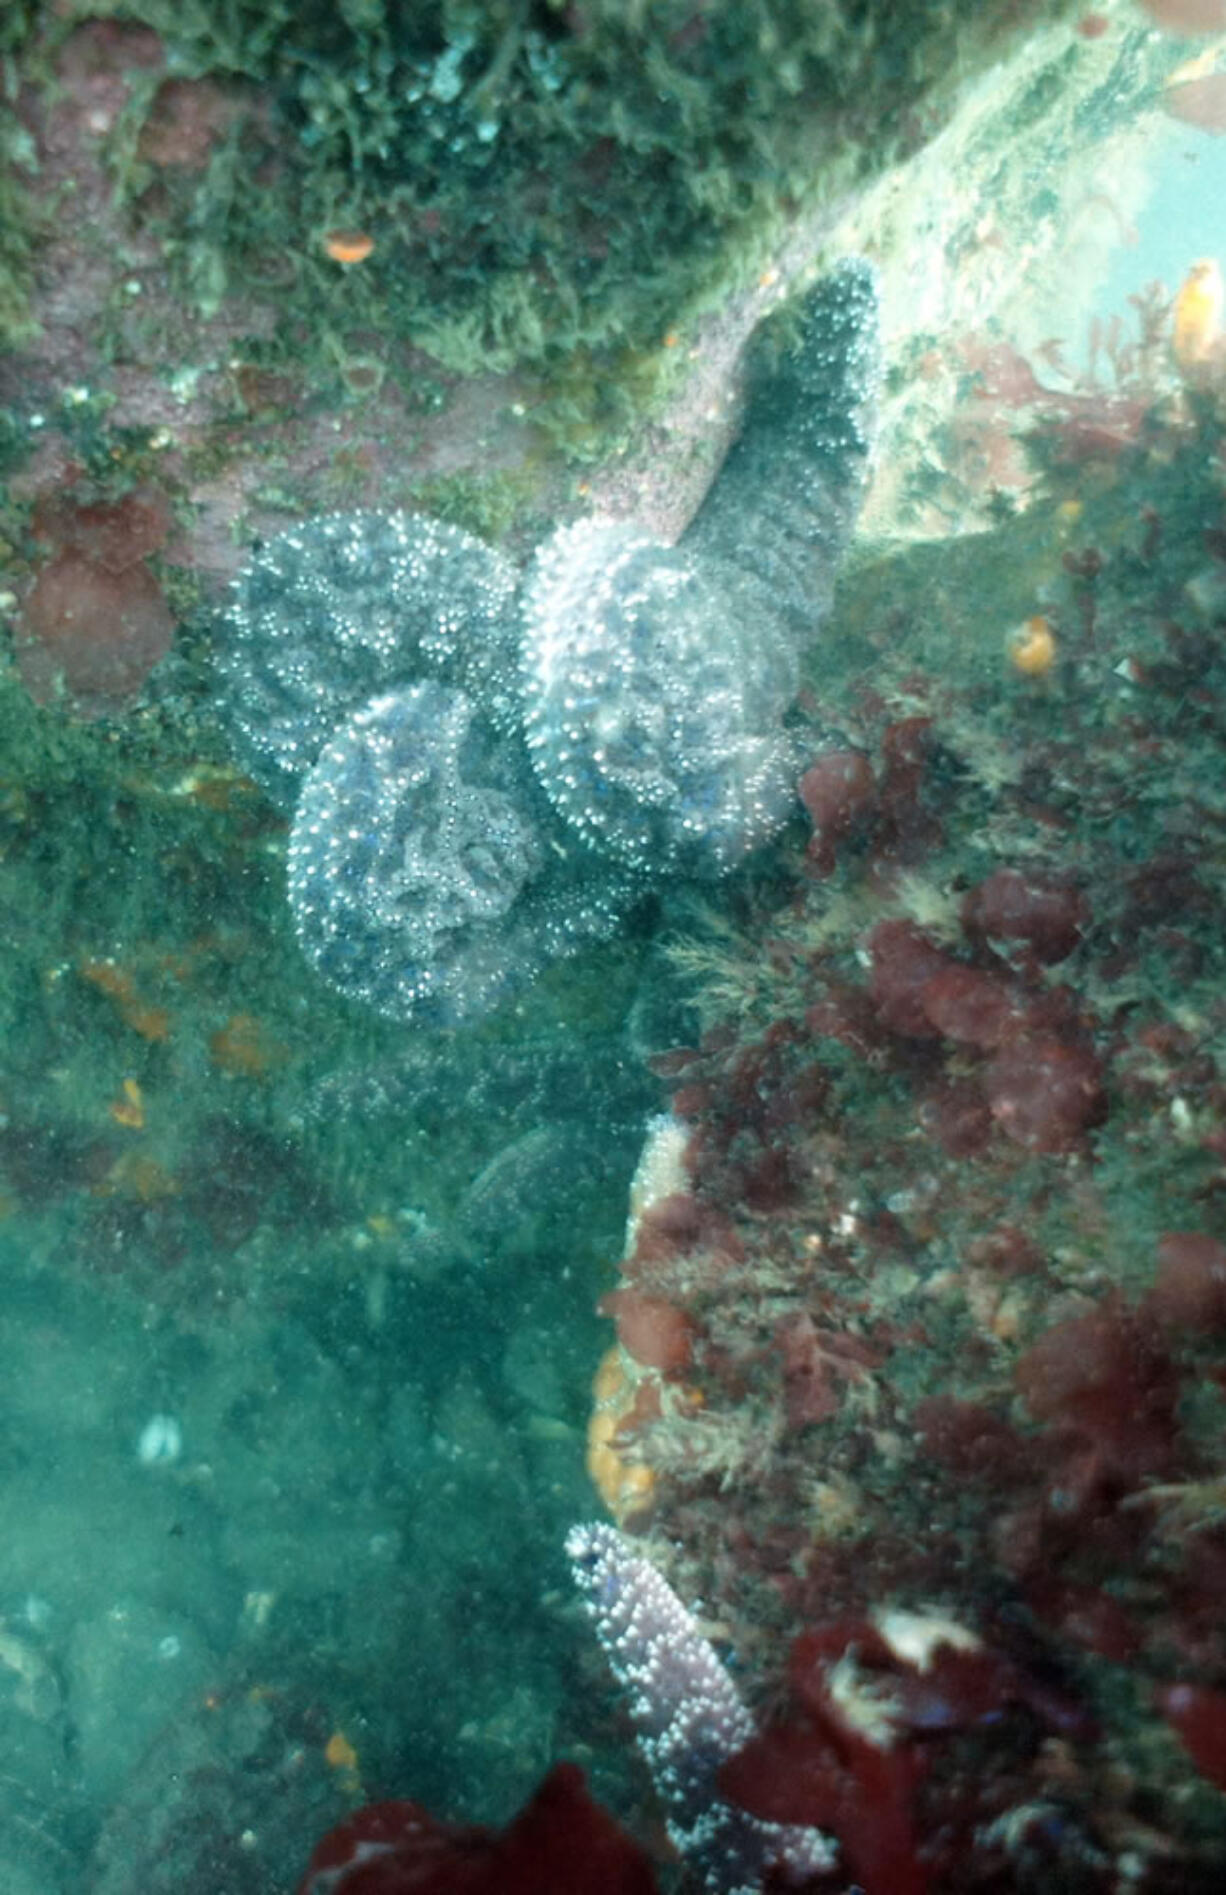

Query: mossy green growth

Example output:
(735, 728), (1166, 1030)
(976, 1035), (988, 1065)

(87, 0), (1078, 454)
(401, 467), (536, 544)
(0, 4), (41, 349)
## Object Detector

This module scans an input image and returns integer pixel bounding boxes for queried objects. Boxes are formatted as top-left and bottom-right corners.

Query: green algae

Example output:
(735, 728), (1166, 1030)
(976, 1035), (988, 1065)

(0, 4), (40, 349)
(72, 0), (1083, 456)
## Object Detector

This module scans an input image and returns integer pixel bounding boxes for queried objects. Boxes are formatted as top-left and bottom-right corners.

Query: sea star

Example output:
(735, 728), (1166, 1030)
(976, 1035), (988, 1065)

(214, 260), (879, 1025)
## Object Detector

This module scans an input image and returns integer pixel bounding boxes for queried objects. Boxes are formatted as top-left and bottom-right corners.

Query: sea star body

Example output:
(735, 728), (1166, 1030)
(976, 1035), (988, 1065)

(215, 261), (880, 1023)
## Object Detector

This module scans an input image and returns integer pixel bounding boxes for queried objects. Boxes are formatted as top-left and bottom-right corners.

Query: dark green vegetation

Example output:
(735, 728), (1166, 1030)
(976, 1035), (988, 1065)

(82, 0), (1075, 450)
(0, 1), (39, 347)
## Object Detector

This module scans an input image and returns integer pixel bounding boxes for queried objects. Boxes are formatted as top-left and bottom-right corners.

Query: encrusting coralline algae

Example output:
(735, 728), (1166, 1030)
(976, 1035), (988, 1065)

(214, 261), (880, 1027)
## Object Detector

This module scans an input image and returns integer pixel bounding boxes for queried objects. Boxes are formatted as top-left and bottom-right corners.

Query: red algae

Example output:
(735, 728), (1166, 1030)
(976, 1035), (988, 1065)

(799, 747), (875, 872)
(17, 551), (175, 716)
(721, 1612), (1093, 1895)
(137, 77), (240, 170)
(296, 1763), (659, 1895)
(629, 1192), (743, 1273)
(912, 1396), (1031, 1482)
(867, 918), (951, 1036)
(598, 1288), (696, 1376)
(919, 963), (1022, 1047)
(720, 1686), (929, 1895)
(1015, 1295), (1181, 1482)
(1149, 1231), (1226, 1331)
(1026, 1576), (1142, 1662)
(774, 1310), (883, 1429)
(962, 868), (1088, 966)
(1156, 1684), (1226, 1793)
(917, 1075), (993, 1156)
(875, 714), (942, 859)
(18, 483), (177, 715)
(31, 484), (171, 573)
(984, 1032), (1106, 1152)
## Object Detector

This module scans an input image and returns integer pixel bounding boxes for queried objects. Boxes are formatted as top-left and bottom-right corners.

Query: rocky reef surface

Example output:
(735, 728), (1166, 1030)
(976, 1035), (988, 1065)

(588, 360), (1226, 1890)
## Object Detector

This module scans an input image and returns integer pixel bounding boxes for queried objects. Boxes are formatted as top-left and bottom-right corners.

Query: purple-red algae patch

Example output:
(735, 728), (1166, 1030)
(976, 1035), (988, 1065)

(17, 484), (177, 716)
(1149, 1231), (1226, 1332)
(799, 746), (876, 873)
(962, 867), (1089, 966)
(1157, 1683), (1226, 1793)
(17, 551), (175, 716)
(867, 918), (951, 1037)
(598, 1287), (697, 1377)
(985, 1031), (1107, 1152)
(31, 484), (172, 573)
(917, 1075), (993, 1156)
(919, 963), (1023, 1047)
(1014, 1295), (1181, 1483)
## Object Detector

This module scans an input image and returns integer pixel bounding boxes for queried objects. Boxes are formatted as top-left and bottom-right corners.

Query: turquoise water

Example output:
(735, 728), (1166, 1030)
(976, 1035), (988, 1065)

(0, 741), (659, 1885)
